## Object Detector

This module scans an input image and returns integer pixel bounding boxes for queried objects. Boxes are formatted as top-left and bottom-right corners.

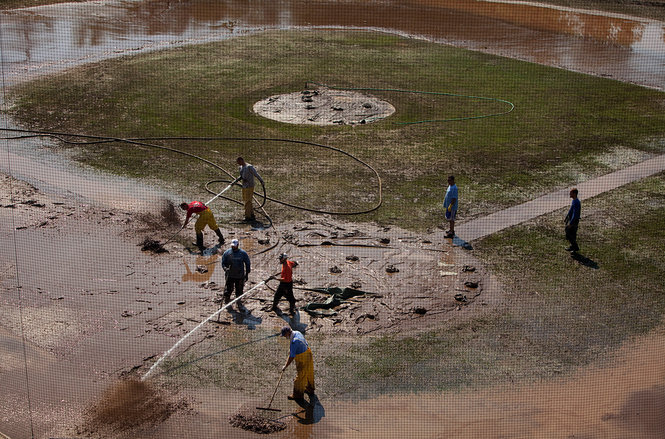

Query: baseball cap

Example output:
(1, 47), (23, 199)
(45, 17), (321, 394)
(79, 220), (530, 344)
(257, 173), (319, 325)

(279, 253), (288, 260)
(231, 239), (239, 247)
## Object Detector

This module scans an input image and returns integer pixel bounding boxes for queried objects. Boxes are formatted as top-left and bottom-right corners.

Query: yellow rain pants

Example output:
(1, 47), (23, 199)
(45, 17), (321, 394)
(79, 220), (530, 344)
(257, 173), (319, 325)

(242, 186), (255, 219)
(194, 208), (218, 233)
(293, 347), (315, 399)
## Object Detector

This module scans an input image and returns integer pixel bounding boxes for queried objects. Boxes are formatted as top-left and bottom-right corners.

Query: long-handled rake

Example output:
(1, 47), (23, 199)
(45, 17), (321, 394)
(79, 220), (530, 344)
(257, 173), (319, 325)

(256, 369), (285, 412)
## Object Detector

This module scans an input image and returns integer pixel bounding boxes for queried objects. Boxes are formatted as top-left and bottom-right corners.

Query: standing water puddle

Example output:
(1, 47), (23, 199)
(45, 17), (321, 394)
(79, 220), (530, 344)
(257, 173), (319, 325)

(0, 0), (664, 89)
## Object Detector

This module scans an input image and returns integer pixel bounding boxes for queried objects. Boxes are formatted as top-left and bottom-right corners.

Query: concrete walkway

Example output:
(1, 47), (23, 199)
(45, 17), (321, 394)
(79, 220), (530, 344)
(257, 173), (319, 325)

(452, 153), (665, 243)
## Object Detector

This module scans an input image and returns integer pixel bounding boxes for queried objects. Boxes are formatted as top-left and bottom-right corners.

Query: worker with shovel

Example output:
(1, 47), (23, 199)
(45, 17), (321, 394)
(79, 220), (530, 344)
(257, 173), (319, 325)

(180, 200), (225, 254)
(280, 326), (315, 402)
(221, 239), (251, 311)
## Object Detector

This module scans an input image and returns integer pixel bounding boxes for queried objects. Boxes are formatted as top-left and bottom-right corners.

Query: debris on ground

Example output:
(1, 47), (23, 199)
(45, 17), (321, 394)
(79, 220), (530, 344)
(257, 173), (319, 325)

(84, 379), (177, 431)
(253, 87), (395, 126)
(385, 264), (399, 273)
(229, 411), (286, 434)
(139, 238), (168, 253)
(303, 287), (377, 317)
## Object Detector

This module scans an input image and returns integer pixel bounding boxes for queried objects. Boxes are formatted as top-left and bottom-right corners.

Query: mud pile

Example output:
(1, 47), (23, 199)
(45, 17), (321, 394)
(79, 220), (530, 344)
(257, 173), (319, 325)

(140, 237), (168, 253)
(84, 379), (175, 431)
(229, 410), (286, 434)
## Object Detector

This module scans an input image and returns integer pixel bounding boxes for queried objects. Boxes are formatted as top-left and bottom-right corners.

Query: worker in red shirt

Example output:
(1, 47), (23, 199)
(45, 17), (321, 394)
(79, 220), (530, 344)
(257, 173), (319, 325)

(179, 201), (225, 253)
(271, 253), (298, 315)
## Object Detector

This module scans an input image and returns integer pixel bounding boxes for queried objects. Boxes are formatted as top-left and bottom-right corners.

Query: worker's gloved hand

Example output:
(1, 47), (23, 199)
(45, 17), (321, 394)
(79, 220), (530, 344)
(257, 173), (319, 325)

(267, 275), (275, 281)
(282, 365), (287, 372)
(244, 274), (249, 282)
(447, 204), (452, 212)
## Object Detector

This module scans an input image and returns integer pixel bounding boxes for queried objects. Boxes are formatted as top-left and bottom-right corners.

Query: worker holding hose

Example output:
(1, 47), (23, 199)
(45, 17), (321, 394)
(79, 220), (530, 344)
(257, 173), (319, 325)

(270, 253), (298, 315)
(280, 326), (315, 402)
(180, 201), (225, 253)
(237, 156), (264, 222)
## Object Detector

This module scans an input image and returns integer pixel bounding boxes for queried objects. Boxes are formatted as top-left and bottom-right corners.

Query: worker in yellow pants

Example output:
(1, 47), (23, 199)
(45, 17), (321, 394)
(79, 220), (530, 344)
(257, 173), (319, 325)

(180, 201), (225, 253)
(281, 326), (315, 401)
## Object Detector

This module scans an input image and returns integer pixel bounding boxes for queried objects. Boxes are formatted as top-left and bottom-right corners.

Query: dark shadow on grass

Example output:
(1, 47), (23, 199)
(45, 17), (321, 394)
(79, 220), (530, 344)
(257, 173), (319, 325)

(571, 252), (599, 269)
(278, 310), (308, 333)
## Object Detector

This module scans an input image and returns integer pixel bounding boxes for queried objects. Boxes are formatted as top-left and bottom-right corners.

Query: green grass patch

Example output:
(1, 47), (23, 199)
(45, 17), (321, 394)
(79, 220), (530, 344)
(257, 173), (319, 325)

(7, 30), (665, 229)
(473, 172), (665, 370)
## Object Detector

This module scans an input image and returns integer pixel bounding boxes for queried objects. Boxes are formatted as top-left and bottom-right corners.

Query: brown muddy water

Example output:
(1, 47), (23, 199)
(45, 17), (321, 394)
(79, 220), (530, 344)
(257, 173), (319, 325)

(0, 0), (664, 89)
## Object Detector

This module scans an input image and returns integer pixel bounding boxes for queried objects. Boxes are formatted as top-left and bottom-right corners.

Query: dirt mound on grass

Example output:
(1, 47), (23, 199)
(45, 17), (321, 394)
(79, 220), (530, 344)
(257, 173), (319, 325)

(85, 379), (176, 431)
(253, 88), (395, 125)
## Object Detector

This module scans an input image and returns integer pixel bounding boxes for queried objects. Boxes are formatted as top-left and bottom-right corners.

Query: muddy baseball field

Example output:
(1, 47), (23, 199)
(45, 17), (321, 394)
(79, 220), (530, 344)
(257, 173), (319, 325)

(2, 1), (665, 438)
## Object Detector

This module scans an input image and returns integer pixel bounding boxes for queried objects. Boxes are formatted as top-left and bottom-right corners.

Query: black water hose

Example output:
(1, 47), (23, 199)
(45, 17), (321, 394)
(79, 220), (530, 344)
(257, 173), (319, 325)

(0, 129), (383, 217)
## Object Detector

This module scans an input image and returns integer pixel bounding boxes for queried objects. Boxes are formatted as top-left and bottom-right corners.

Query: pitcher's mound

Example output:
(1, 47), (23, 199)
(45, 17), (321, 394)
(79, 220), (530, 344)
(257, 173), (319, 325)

(253, 88), (395, 125)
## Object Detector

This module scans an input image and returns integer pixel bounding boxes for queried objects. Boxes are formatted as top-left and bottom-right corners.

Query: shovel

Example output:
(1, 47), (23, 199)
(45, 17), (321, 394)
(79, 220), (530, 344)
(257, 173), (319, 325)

(256, 369), (285, 412)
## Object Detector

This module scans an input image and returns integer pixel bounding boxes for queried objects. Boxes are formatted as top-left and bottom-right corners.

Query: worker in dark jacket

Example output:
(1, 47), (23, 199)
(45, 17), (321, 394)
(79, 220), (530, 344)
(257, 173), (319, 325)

(564, 188), (581, 253)
(221, 239), (251, 309)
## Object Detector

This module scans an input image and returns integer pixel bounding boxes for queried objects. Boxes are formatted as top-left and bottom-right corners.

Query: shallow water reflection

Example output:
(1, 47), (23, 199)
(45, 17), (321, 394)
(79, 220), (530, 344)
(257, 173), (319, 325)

(1, 0), (664, 89)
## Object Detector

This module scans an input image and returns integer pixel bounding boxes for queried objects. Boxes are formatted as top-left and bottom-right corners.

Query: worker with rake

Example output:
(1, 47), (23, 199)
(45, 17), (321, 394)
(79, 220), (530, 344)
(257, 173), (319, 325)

(280, 326), (315, 402)
(180, 200), (225, 253)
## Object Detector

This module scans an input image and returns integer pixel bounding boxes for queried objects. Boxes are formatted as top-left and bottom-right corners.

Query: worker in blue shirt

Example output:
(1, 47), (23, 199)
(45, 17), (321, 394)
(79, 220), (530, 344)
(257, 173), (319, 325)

(280, 326), (315, 402)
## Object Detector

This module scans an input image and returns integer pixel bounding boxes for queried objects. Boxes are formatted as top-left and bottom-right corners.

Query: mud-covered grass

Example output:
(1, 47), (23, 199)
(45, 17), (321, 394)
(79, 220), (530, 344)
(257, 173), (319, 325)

(0, 0), (86, 9)
(3, 6), (665, 407)
(472, 172), (665, 364)
(151, 168), (665, 401)
(7, 30), (665, 230)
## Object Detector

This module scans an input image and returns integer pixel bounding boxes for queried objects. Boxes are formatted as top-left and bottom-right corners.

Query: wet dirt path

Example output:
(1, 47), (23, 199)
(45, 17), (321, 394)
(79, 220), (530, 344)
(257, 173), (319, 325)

(455, 153), (665, 242)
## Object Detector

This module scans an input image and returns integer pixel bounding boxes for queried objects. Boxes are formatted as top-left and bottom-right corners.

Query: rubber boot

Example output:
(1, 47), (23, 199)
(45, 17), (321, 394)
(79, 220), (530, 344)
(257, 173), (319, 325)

(215, 228), (225, 246)
(196, 232), (205, 254)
